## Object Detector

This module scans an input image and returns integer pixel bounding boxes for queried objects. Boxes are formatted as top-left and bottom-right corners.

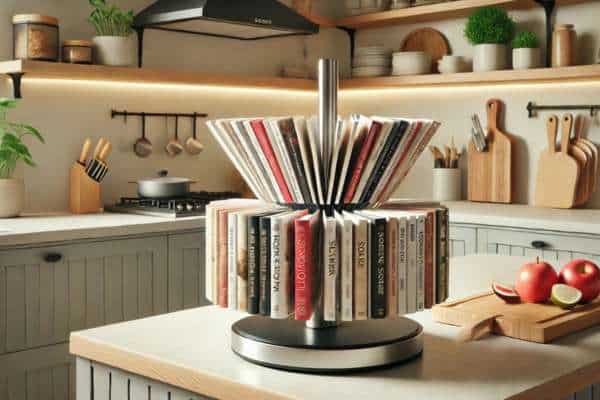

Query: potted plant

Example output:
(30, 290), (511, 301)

(88, 0), (136, 67)
(0, 99), (44, 218)
(512, 31), (541, 70)
(465, 7), (515, 72)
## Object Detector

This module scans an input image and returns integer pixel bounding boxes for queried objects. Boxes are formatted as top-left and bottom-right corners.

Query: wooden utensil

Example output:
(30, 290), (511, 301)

(535, 115), (579, 208)
(401, 28), (450, 73)
(77, 138), (92, 166)
(96, 141), (112, 182)
(185, 113), (204, 155)
(134, 114), (152, 158)
(574, 115), (598, 195)
(467, 99), (513, 203)
(433, 291), (600, 343)
(563, 114), (590, 206)
(166, 116), (184, 157)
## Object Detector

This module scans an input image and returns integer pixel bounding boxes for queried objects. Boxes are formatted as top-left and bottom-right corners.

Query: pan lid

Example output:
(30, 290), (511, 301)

(139, 170), (192, 184)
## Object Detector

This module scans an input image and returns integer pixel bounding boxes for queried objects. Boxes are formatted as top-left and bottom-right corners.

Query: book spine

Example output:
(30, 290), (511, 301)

(294, 220), (312, 320)
(343, 121), (382, 203)
(424, 212), (434, 309)
(324, 218), (338, 322)
(258, 217), (271, 316)
(217, 211), (228, 308)
(281, 123), (312, 203)
(250, 120), (293, 203)
(387, 218), (399, 317)
(205, 205), (214, 304)
(416, 216), (425, 312)
(354, 222), (368, 320)
(407, 216), (417, 313)
(270, 219), (285, 318)
(341, 221), (353, 321)
(237, 215), (248, 312)
(247, 216), (260, 314)
(440, 208), (449, 303)
(370, 219), (386, 319)
(227, 213), (237, 310)
(397, 217), (408, 315)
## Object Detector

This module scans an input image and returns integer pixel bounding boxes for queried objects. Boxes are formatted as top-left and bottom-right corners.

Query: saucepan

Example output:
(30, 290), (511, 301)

(131, 170), (196, 198)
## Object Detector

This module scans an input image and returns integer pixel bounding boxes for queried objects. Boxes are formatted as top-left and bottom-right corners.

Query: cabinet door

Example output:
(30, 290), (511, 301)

(168, 231), (209, 312)
(449, 225), (477, 257)
(0, 236), (168, 355)
(478, 228), (600, 264)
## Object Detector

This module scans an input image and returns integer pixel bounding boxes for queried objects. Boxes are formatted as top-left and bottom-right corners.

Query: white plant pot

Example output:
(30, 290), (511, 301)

(512, 48), (541, 70)
(473, 44), (508, 72)
(0, 178), (24, 218)
(93, 35), (136, 67)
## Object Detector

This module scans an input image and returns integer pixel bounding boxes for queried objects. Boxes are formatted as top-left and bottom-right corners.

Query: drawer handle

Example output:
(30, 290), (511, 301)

(531, 241), (548, 249)
(43, 253), (63, 263)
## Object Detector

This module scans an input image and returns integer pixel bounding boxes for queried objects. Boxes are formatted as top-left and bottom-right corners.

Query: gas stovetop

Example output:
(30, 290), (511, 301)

(106, 191), (240, 218)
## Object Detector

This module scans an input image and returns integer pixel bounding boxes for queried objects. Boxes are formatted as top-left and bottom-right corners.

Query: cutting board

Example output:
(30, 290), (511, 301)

(432, 292), (600, 343)
(467, 99), (513, 203)
(401, 28), (449, 73)
(535, 115), (580, 208)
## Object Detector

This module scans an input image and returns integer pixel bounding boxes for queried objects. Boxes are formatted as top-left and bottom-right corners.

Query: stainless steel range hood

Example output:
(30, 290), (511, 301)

(133, 0), (320, 41)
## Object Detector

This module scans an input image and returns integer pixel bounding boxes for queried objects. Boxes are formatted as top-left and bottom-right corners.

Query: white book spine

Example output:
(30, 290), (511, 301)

(407, 216), (417, 313)
(416, 216), (426, 312)
(324, 217), (339, 322)
(397, 217), (408, 315)
(341, 218), (353, 321)
(270, 218), (285, 318)
(205, 205), (214, 304)
(354, 220), (368, 320)
(227, 213), (237, 310)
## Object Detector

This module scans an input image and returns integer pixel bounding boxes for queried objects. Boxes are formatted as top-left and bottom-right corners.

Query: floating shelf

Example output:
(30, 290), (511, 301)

(2, 60), (600, 98)
(336, 0), (592, 29)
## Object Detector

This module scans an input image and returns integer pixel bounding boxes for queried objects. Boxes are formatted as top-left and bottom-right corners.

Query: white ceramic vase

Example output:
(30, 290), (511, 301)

(93, 35), (136, 67)
(432, 168), (461, 201)
(473, 44), (508, 72)
(0, 178), (24, 218)
(512, 48), (541, 70)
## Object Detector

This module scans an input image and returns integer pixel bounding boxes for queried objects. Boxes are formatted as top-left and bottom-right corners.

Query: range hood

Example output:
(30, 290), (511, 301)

(133, 0), (320, 41)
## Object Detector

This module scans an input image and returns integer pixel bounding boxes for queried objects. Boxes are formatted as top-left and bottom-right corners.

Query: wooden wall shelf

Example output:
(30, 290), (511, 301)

(336, 0), (591, 29)
(2, 61), (600, 97)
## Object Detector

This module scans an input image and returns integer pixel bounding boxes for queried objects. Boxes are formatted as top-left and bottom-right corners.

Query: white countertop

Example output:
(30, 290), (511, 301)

(446, 201), (600, 235)
(0, 212), (205, 248)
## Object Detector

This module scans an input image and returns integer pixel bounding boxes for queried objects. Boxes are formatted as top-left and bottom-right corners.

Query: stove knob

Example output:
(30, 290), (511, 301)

(186, 203), (194, 212)
(176, 203), (184, 212)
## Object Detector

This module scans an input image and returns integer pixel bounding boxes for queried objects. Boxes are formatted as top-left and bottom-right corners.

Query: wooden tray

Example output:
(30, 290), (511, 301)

(432, 292), (600, 343)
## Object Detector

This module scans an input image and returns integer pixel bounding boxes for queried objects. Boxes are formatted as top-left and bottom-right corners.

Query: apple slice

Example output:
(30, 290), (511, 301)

(492, 282), (520, 303)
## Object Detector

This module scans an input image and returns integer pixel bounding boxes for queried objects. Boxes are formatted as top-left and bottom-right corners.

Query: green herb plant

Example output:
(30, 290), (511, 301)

(0, 99), (44, 179)
(512, 31), (539, 49)
(465, 7), (516, 45)
(88, 0), (134, 36)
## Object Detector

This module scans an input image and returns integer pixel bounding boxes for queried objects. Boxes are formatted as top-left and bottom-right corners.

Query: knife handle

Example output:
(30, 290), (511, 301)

(98, 142), (112, 162)
(93, 138), (107, 159)
(78, 138), (91, 165)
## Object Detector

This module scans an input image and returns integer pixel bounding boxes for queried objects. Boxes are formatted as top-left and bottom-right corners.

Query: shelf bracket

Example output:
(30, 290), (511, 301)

(7, 72), (24, 99)
(338, 27), (356, 65)
(534, 0), (556, 68)
(136, 27), (145, 68)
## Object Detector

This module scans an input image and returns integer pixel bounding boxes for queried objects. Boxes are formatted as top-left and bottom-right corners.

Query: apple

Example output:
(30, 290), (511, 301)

(515, 258), (558, 303)
(559, 259), (600, 302)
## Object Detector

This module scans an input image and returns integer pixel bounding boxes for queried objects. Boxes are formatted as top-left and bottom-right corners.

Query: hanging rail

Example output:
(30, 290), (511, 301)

(111, 109), (208, 121)
(526, 102), (600, 118)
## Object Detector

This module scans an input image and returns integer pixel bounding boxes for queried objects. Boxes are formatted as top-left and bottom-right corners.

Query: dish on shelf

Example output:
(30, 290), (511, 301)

(389, 0), (411, 9)
(345, 0), (389, 16)
(392, 51), (432, 75)
(353, 55), (391, 67)
(354, 46), (390, 57)
(352, 65), (391, 77)
(438, 55), (470, 74)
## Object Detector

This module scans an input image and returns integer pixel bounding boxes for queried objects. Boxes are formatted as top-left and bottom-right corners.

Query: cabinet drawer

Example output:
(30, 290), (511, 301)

(449, 225), (477, 257)
(478, 228), (600, 263)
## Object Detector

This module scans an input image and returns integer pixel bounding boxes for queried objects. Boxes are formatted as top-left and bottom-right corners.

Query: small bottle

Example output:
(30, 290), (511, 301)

(552, 24), (577, 67)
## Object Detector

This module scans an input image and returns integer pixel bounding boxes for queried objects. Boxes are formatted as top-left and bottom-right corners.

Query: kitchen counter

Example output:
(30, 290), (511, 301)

(70, 303), (600, 400)
(446, 201), (600, 235)
(0, 212), (205, 248)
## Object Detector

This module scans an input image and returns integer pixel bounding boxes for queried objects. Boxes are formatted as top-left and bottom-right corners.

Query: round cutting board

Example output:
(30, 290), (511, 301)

(401, 28), (450, 72)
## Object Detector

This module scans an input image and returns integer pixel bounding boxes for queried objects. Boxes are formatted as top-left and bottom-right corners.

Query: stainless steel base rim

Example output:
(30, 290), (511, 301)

(231, 328), (423, 372)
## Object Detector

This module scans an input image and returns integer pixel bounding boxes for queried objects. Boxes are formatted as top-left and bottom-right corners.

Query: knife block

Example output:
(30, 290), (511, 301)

(69, 163), (102, 214)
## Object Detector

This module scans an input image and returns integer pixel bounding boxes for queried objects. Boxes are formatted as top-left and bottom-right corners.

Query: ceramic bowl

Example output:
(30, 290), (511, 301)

(392, 51), (432, 75)
(438, 55), (469, 74)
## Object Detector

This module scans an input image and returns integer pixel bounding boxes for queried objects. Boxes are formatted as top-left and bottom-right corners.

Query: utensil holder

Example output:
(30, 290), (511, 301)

(69, 163), (102, 214)
(432, 168), (461, 201)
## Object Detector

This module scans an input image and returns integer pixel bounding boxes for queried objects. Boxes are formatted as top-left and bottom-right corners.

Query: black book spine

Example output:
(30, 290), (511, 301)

(247, 215), (261, 314)
(259, 216), (271, 316)
(281, 125), (312, 202)
(370, 218), (387, 318)
(359, 121), (409, 204)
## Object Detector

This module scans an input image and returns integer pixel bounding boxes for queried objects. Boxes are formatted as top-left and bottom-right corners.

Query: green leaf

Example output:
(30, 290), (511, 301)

(0, 98), (18, 109)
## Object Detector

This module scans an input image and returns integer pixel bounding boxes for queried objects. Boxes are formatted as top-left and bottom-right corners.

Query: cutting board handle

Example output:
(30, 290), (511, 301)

(547, 115), (558, 153)
(457, 314), (500, 342)
(561, 114), (573, 155)
(486, 99), (502, 133)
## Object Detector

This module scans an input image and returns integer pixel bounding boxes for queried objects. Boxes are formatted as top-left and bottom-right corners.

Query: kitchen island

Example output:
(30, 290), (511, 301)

(70, 303), (600, 400)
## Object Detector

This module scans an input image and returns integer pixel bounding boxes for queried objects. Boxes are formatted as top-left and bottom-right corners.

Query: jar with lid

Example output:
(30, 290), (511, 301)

(12, 14), (59, 61)
(552, 24), (577, 67)
(62, 40), (93, 64)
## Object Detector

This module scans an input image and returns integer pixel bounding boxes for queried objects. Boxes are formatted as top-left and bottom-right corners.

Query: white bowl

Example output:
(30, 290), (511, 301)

(438, 55), (469, 74)
(392, 51), (432, 75)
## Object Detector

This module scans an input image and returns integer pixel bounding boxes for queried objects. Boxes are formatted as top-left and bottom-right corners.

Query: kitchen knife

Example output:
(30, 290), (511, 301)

(78, 138), (92, 166)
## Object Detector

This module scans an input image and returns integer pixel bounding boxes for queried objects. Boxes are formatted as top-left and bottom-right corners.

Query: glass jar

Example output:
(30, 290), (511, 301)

(552, 24), (577, 67)
(13, 14), (59, 61)
(62, 40), (93, 64)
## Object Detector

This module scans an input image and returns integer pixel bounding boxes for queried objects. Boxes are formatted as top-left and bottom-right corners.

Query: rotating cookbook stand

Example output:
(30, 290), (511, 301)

(229, 59), (424, 373)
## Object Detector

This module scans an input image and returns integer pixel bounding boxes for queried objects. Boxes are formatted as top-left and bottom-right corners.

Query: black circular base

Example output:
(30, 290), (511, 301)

(231, 317), (423, 373)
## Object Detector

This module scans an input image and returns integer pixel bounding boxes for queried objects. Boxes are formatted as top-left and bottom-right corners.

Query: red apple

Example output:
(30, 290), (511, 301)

(515, 259), (558, 303)
(559, 259), (600, 302)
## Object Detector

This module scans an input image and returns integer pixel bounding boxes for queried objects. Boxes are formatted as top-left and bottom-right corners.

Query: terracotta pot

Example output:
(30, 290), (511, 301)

(0, 178), (24, 218)
(473, 44), (508, 72)
(513, 48), (541, 70)
(93, 35), (136, 67)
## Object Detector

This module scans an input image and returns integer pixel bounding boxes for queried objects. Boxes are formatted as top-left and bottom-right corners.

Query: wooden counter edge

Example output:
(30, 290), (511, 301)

(69, 333), (294, 400)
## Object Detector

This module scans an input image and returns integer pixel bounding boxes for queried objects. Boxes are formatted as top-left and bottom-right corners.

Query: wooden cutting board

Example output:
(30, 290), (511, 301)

(467, 99), (513, 203)
(535, 115), (580, 208)
(563, 114), (591, 206)
(401, 28), (449, 73)
(432, 292), (600, 343)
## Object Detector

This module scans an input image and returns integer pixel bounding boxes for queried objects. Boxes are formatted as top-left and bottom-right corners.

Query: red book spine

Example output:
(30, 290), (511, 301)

(217, 211), (228, 307)
(343, 121), (382, 203)
(294, 220), (312, 320)
(249, 119), (293, 203)
(424, 212), (434, 309)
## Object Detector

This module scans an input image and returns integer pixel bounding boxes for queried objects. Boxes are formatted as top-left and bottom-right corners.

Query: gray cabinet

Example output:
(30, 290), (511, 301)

(448, 225), (477, 257)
